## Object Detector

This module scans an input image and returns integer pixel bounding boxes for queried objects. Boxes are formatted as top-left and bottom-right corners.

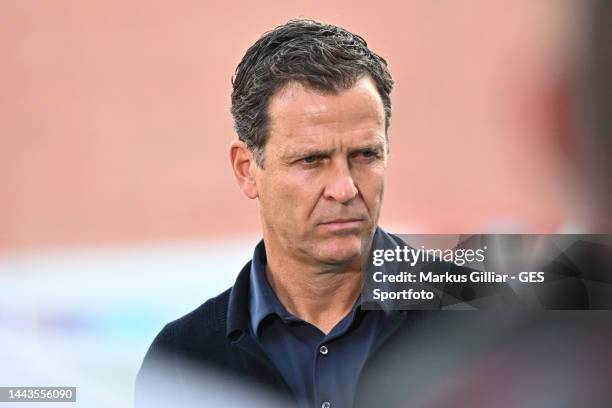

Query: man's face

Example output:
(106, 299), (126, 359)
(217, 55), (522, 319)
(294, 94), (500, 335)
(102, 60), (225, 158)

(253, 76), (388, 267)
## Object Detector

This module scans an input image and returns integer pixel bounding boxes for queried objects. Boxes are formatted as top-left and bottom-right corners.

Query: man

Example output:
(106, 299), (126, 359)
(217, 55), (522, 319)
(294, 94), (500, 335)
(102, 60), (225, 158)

(135, 19), (411, 408)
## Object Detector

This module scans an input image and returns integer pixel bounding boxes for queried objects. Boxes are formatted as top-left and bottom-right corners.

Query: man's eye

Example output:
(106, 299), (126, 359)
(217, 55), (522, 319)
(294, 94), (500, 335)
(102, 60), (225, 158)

(302, 155), (318, 164)
(354, 150), (379, 160)
(298, 155), (324, 166)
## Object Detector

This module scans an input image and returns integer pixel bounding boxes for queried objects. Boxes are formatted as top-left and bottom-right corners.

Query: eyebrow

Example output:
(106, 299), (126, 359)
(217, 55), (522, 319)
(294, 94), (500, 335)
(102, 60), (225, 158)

(347, 143), (386, 155)
(280, 148), (334, 163)
(281, 142), (386, 163)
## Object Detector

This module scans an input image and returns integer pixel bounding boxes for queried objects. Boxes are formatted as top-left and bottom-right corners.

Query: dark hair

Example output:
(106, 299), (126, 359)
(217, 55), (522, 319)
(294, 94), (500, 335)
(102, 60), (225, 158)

(231, 19), (394, 166)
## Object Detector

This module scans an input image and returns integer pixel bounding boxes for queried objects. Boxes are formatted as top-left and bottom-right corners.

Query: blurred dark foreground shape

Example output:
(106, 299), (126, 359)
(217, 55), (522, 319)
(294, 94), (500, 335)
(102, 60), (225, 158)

(354, 311), (612, 407)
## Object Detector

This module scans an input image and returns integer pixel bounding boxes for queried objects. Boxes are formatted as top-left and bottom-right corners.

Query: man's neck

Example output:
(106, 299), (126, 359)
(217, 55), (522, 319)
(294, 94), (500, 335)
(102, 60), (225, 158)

(264, 253), (363, 335)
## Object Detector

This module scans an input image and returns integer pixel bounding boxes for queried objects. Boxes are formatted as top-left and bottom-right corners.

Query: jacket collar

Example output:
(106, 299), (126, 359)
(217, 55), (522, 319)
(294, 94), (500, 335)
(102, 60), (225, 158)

(226, 259), (253, 339)
(248, 240), (295, 337)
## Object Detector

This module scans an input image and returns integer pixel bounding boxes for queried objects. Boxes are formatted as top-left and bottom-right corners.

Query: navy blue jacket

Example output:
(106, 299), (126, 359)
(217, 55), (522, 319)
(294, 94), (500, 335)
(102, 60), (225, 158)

(135, 235), (612, 407)
(134, 233), (426, 408)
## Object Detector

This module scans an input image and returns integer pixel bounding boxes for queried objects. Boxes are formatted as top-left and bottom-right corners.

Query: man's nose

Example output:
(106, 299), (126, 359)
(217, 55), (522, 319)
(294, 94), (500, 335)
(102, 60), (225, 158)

(323, 161), (358, 204)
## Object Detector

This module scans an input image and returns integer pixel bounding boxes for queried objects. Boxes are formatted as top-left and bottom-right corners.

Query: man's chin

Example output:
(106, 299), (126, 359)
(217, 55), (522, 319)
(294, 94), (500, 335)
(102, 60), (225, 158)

(316, 235), (365, 265)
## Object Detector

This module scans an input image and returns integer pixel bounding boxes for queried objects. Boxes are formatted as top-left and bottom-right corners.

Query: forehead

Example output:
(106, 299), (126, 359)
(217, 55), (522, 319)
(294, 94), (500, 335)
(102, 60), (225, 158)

(266, 76), (386, 149)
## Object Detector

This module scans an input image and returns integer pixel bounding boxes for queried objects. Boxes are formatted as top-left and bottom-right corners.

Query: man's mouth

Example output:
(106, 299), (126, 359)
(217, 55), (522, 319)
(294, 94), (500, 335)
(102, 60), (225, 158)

(319, 218), (365, 232)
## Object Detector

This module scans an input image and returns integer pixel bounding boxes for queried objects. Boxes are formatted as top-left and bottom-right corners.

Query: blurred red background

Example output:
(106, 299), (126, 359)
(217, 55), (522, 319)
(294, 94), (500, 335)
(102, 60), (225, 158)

(0, 1), (581, 252)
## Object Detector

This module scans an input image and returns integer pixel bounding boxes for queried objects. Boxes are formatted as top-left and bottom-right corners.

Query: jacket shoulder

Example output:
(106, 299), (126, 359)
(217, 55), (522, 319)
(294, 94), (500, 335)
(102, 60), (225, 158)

(163, 287), (231, 341)
(139, 287), (232, 372)
(135, 288), (238, 407)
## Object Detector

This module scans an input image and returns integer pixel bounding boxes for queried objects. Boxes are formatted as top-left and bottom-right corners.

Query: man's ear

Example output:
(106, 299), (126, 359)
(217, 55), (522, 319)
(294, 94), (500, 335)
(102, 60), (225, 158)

(229, 139), (259, 199)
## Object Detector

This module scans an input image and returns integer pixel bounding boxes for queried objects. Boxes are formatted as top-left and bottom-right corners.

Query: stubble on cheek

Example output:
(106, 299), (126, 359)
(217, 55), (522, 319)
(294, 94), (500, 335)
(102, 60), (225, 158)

(260, 175), (311, 243)
(359, 170), (385, 231)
